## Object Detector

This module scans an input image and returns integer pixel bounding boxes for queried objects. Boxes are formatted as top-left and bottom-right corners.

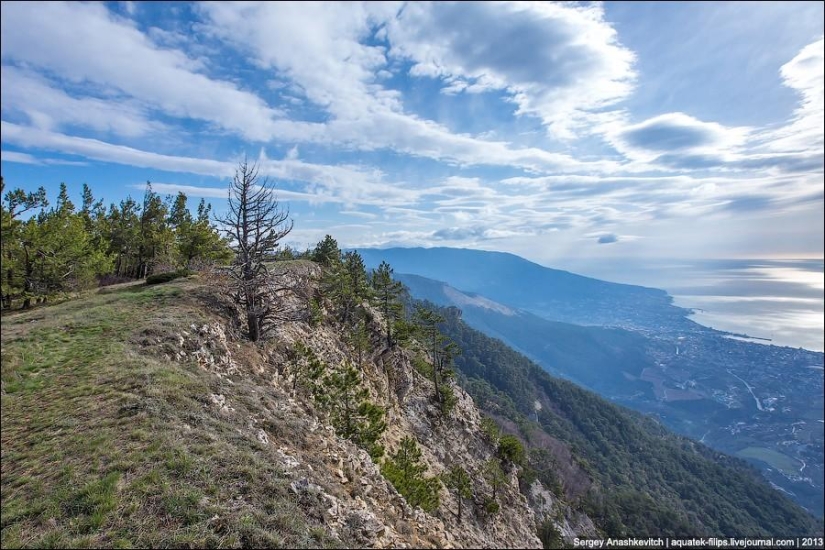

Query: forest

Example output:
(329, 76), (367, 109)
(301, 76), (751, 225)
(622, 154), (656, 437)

(0, 177), (231, 309)
(434, 306), (822, 537)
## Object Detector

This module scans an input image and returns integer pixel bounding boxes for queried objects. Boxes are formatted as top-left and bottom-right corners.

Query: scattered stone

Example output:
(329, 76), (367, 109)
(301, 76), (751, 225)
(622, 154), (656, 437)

(289, 477), (322, 496)
(335, 468), (348, 483)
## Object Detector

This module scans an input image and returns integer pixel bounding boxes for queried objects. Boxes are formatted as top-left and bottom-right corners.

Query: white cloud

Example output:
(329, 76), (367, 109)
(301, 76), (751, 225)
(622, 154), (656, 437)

(1, 150), (40, 165)
(1, 66), (161, 138)
(197, 1), (619, 174)
(384, 1), (636, 139)
(764, 38), (824, 154)
(2, 121), (234, 177)
(1, 121), (417, 208)
(0, 149), (88, 166)
(606, 112), (750, 163)
(0, 1), (282, 141)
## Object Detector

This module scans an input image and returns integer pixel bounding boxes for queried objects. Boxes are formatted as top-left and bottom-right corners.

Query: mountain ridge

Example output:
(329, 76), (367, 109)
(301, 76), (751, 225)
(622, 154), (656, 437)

(385, 264), (824, 517)
(357, 246), (693, 331)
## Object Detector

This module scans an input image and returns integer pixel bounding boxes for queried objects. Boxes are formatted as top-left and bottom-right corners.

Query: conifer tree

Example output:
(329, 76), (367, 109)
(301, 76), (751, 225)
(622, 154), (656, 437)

(413, 304), (446, 403)
(215, 159), (293, 342)
(483, 458), (507, 504)
(1, 178), (48, 308)
(339, 250), (371, 326)
(292, 342), (328, 405)
(443, 465), (472, 523)
(312, 234), (341, 267)
(371, 261), (404, 347)
(346, 311), (371, 368)
(381, 436), (441, 514)
(324, 361), (386, 459)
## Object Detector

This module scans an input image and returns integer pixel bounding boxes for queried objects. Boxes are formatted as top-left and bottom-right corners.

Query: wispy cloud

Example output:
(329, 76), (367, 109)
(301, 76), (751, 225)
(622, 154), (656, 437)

(0, 1), (283, 141)
(0, 3), (821, 260)
(385, 1), (636, 138)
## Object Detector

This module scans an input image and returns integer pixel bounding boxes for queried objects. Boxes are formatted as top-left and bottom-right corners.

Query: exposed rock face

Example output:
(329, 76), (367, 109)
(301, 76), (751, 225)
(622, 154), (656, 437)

(145, 266), (594, 548)
(528, 480), (598, 541)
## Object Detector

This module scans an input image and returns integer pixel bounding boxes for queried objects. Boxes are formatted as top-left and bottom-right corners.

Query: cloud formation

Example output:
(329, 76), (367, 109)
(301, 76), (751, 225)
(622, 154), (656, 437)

(0, 3), (822, 261)
(384, 1), (636, 138)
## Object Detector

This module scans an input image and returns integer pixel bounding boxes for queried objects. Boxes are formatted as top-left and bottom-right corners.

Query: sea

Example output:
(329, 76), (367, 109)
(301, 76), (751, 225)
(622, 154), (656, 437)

(554, 258), (824, 353)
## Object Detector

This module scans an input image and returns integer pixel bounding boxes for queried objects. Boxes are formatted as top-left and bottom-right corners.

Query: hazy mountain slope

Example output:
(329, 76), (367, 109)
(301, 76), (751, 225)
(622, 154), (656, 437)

(430, 305), (823, 537)
(397, 273), (653, 392)
(359, 247), (692, 330)
(398, 272), (825, 518)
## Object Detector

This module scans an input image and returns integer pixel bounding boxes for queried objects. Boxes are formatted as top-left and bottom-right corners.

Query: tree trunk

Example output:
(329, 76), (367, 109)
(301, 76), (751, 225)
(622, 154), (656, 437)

(247, 306), (260, 342)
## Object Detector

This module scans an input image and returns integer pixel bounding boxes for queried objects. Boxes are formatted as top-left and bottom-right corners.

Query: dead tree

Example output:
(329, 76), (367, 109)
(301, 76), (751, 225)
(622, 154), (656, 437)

(215, 158), (294, 342)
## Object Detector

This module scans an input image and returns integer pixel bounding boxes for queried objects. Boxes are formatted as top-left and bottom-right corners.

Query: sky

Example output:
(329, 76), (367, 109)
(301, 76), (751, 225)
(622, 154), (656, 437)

(1, 1), (823, 265)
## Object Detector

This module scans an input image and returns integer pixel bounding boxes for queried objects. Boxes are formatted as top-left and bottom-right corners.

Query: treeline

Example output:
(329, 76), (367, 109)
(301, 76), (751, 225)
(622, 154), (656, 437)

(1, 177), (231, 309)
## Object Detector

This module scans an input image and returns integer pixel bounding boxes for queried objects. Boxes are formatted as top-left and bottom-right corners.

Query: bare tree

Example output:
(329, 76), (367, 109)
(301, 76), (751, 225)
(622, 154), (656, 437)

(215, 158), (294, 342)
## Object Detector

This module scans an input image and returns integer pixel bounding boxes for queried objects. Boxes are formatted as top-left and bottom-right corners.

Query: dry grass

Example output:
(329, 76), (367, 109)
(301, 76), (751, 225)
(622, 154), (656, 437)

(1, 277), (341, 548)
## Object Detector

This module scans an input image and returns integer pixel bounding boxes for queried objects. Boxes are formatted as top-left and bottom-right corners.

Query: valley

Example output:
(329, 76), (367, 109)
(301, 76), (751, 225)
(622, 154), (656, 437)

(359, 247), (825, 517)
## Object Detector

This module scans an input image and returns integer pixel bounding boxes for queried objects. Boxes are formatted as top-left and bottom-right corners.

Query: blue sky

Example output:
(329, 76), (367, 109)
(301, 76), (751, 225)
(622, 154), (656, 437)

(1, 1), (823, 264)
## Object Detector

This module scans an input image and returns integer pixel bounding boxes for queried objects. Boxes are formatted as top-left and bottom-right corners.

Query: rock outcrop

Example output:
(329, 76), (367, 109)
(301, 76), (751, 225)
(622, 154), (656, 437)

(135, 265), (594, 547)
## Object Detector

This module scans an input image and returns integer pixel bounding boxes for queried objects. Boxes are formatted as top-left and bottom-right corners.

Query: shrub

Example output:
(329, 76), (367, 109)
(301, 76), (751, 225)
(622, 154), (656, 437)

(483, 498), (500, 515)
(440, 384), (458, 416)
(145, 269), (190, 285)
(498, 434), (526, 466)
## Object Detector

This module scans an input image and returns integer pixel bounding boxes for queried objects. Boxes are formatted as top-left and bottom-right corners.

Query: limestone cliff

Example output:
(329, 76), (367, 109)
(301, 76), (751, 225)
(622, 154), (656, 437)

(139, 263), (591, 547)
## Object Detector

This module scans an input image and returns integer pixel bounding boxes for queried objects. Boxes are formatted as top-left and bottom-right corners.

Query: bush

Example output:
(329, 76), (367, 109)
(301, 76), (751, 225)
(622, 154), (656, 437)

(412, 354), (433, 378)
(498, 434), (526, 466)
(483, 498), (500, 515)
(440, 385), (458, 416)
(146, 269), (190, 285)
(538, 519), (564, 549)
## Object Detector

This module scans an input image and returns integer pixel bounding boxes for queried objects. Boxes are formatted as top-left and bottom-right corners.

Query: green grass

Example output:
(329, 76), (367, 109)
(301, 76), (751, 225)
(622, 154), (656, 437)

(1, 278), (342, 548)
(735, 446), (800, 476)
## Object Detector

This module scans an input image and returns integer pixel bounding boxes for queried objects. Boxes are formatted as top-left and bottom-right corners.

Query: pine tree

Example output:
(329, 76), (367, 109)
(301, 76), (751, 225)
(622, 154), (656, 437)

(324, 361), (386, 459)
(339, 250), (371, 326)
(381, 436), (441, 514)
(312, 234), (341, 267)
(105, 198), (141, 277)
(137, 182), (172, 277)
(346, 311), (371, 368)
(413, 304), (444, 402)
(498, 434), (526, 467)
(443, 465), (472, 523)
(1, 178), (48, 308)
(215, 159), (294, 342)
(292, 342), (328, 405)
(483, 458), (507, 504)
(171, 195), (231, 269)
(371, 261), (404, 347)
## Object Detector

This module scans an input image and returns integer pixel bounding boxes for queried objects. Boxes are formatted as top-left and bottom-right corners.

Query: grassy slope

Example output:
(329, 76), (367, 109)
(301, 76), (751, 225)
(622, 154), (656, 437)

(1, 278), (340, 549)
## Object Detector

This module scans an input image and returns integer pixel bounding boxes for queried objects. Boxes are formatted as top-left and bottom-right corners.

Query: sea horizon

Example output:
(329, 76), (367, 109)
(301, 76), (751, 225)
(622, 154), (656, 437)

(553, 257), (825, 353)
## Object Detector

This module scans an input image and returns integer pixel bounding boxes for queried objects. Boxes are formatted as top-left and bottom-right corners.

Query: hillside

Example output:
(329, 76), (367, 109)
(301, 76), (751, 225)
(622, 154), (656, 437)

(2, 260), (820, 548)
(397, 272), (825, 517)
(359, 247), (692, 331)
(430, 305), (823, 537)
(1, 266), (557, 548)
(396, 273), (653, 391)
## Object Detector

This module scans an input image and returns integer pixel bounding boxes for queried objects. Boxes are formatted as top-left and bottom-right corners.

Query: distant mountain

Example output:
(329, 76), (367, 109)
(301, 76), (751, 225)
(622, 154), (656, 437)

(396, 273), (654, 393)
(358, 247), (693, 331)
(431, 304), (823, 537)
(393, 271), (825, 518)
